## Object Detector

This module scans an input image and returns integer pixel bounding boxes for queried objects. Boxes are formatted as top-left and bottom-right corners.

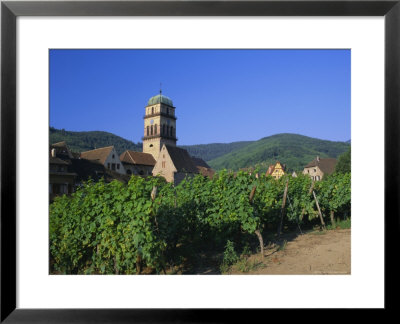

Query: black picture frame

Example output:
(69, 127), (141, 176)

(1, 0), (398, 322)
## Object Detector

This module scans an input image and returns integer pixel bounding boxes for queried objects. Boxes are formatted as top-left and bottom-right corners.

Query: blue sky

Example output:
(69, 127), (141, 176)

(50, 49), (350, 145)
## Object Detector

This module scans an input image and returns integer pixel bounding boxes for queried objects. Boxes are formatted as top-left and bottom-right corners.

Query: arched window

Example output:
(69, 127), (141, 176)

(147, 126), (149, 136)
(162, 124), (165, 135)
(170, 126), (173, 136)
(151, 125), (153, 135)
(155, 124), (157, 134)
(151, 107), (154, 114)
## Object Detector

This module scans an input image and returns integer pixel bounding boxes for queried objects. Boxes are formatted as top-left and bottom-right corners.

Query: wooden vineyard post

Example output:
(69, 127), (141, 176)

(255, 230), (264, 259)
(330, 210), (336, 228)
(151, 186), (157, 201)
(277, 179), (289, 238)
(312, 190), (326, 230)
(151, 186), (159, 231)
(136, 253), (142, 274)
(249, 186), (264, 259)
(151, 186), (167, 274)
(249, 186), (256, 203)
(300, 180), (315, 221)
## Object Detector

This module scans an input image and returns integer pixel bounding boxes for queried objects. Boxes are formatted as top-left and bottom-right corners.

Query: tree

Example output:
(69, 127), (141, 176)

(335, 147), (351, 173)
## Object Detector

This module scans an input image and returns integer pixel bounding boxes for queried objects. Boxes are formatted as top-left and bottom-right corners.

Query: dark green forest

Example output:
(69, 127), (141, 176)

(49, 127), (142, 154)
(180, 141), (253, 161)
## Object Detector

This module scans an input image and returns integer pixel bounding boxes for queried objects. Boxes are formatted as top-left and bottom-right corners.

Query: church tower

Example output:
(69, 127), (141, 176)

(142, 91), (177, 159)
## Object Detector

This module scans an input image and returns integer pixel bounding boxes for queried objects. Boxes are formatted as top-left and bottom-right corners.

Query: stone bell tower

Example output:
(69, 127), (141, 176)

(142, 90), (177, 160)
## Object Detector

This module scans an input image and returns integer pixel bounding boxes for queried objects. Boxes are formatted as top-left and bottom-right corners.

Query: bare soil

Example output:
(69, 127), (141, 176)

(230, 229), (351, 275)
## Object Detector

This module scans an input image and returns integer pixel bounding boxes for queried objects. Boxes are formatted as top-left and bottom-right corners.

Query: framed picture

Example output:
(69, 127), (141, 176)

(1, 0), (398, 321)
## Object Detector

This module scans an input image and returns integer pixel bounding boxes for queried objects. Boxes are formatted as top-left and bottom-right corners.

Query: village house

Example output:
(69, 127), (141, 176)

(152, 144), (199, 185)
(266, 161), (286, 179)
(68, 158), (131, 186)
(120, 150), (156, 176)
(49, 147), (76, 201)
(80, 146), (126, 175)
(49, 142), (131, 200)
(302, 156), (337, 180)
(50, 141), (74, 159)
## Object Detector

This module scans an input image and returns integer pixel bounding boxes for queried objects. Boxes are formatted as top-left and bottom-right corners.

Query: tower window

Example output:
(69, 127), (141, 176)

(170, 126), (173, 136)
(151, 125), (153, 135)
(149, 144), (153, 147)
(162, 124), (165, 135)
(155, 124), (157, 134)
(152, 107), (154, 114)
(147, 126), (149, 136)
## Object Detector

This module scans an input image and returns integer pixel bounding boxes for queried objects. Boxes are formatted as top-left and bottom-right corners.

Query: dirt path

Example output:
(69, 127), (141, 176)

(230, 229), (351, 275)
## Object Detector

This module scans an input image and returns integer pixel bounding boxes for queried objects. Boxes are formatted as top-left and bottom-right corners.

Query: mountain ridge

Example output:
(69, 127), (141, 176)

(50, 127), (350, 172)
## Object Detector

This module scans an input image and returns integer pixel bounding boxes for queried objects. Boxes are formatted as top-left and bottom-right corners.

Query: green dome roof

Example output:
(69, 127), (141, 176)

(147, 94), (173, 107)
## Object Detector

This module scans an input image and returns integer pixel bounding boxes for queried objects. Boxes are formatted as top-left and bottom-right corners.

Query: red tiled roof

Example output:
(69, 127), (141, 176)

(304, 157), (337, 175)
(120, 150), (156, 166)
(80, 146), (114, 165)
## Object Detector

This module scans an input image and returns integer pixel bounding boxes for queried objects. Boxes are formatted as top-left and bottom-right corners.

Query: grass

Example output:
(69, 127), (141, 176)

(309, 230), (327, 235)
(327, 218), (351, 230)
(233, 257), (266, 273)
(278, 240), (288, 251)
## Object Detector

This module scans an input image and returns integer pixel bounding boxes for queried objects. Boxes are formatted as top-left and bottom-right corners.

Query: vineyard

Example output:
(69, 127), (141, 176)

(49, 171), (351, 274)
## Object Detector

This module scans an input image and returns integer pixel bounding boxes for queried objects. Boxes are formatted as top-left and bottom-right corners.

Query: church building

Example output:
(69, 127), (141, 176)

(142, 91), (177, 160)
(152, 144), (199, 186)
(143, 91), (212, 185)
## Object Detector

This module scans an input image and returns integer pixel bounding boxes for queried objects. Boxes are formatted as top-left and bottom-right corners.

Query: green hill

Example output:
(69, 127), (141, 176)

(50, 128), (350, 172)
(50, 127), (252, 160)
(50, 127), (142, 154)
(207, 133), (350, 173)
(181, 141), (253, 161)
